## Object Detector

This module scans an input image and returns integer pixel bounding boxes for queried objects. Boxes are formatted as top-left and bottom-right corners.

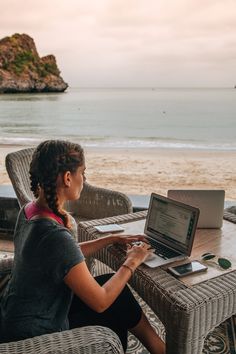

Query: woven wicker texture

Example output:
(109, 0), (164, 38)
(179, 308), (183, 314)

(0, 256), (124, 354)
(0, 326), (123, 354)
(5, 148), (132, 220)
(78, 210), (236, 354)
(224, 207), (236, 224)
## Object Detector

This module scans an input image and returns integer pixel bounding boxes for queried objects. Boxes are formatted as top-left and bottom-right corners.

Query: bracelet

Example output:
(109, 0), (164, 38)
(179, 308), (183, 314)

(121, 264), (134, 276)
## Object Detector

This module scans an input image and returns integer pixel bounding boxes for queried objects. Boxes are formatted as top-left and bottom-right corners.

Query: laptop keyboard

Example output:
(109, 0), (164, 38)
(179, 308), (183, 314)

(148, 239), (181, 260)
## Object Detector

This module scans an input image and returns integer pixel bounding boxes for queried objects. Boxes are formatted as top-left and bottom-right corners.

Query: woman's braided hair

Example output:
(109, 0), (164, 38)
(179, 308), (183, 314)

(29, 140), (84, 228)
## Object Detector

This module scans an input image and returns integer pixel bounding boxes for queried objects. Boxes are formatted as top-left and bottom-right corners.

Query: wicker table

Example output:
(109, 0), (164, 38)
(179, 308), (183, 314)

(78, 210), (236, 354)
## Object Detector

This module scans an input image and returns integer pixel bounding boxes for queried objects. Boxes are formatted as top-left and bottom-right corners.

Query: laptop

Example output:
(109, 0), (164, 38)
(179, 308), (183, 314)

(167, 190), (225, 228)
(143, 193), (199, 268)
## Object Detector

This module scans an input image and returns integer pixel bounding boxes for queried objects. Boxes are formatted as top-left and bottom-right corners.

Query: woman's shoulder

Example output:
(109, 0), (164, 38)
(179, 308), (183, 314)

(17, 206), (70, 237)
(15, 204), (77, 245)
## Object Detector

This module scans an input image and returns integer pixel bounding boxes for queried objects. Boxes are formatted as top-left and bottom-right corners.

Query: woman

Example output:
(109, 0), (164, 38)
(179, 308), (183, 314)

(0, 140), (165, 354)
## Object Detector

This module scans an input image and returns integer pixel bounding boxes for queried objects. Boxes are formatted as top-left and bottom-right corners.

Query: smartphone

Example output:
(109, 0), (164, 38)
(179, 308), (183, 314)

(168, 261), (208, 278)
(94, 224), (125, 233)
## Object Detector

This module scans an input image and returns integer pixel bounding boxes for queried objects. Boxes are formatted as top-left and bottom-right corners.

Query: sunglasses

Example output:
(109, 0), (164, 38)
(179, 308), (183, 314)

(201, 253), (232, 270)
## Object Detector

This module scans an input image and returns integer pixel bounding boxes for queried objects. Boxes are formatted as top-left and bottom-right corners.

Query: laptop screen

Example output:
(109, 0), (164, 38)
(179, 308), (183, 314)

(145, 194), (199, 254)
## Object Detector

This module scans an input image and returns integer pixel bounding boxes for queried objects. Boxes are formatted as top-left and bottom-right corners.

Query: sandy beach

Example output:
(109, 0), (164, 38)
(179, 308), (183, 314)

(0, 145), (236, 200)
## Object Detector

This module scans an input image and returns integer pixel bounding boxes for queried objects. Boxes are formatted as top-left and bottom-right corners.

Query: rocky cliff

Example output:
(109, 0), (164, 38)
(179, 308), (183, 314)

(0, 33), (68, 93)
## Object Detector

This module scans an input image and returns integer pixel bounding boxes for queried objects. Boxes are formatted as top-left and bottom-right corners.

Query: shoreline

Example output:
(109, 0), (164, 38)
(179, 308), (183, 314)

(1, 142), (236, 153)
(0, 145), (236, 200)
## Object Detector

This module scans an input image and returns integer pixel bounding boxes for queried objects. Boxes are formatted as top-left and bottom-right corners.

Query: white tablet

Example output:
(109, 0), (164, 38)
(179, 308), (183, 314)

(94, 224), (125, 233)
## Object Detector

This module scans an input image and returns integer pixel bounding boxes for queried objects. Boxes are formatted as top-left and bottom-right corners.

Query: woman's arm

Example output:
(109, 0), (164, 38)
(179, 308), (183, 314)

(80, 234), (147, 257)
(64, 242), (151, 313)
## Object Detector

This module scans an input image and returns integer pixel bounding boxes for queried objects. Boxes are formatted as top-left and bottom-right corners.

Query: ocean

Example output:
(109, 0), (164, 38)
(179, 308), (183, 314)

(0, 87), (236, 150)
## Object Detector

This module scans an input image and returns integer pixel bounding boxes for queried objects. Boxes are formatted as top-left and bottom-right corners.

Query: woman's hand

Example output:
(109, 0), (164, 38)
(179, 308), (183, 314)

(108, 234), (154, 269)
(80, 233), (147, 257)
(125, 242), (153, 268)
(110, 233), (147, 247)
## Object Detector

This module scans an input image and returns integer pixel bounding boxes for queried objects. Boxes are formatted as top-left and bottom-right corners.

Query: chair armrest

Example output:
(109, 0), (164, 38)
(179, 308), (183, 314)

(0, 326), (124, 354)
(0, 255), (14, 275)
(66, 182), (132, 220)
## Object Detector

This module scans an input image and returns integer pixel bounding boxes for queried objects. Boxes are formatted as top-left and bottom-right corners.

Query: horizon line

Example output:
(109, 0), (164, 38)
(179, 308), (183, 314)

(67, 86), (235, 90)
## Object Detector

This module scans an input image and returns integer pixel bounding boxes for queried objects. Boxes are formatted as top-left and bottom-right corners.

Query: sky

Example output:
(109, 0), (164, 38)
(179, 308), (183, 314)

(0, 0), (236, 87)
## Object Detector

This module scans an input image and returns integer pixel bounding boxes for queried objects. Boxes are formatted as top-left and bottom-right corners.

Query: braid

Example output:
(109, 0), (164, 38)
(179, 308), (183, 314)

(29, 140), (84, 229)
(43, 167), (69, 227)
(30, 150), (41, 199)
(30, 174), (40, 199)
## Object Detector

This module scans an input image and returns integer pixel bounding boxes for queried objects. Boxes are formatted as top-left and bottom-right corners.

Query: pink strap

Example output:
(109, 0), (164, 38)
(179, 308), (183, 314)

(24, 201), (64, 225)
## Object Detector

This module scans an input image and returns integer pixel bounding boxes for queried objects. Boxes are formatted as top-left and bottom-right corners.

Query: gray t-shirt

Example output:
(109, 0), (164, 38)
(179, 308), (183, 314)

(0, 207), (84, 343)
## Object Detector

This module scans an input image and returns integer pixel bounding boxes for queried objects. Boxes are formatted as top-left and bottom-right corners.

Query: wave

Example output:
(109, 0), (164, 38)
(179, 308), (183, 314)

(0, 137), (42, 145)
(1, 135), (236, 151)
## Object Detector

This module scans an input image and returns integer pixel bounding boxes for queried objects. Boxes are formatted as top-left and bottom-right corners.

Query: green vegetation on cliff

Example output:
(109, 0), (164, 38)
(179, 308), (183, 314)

(1, 49), (60, 77)
(3, 50), (35, 74)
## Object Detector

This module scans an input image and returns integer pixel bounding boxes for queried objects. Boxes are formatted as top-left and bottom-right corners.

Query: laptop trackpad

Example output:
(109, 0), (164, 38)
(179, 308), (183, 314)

(144, 254), (167, 268)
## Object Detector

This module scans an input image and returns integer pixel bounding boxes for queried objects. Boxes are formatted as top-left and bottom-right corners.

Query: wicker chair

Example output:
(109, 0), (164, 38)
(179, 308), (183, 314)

(5, 147), (132, 224)
(0, 256), (124, 354)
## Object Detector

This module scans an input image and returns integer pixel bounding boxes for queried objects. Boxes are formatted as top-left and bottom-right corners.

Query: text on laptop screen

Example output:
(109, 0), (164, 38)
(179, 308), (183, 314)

(147, 197), (196, 251)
